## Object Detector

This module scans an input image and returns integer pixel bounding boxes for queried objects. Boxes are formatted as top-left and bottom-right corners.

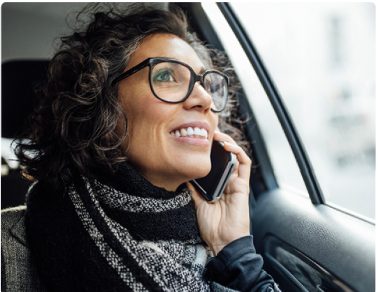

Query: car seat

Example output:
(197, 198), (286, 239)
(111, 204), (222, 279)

(1, 60), (49, 209)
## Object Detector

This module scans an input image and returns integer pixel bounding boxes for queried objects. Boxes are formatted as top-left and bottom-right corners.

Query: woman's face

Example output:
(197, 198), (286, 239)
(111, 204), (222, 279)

(118, 33), (218, 191)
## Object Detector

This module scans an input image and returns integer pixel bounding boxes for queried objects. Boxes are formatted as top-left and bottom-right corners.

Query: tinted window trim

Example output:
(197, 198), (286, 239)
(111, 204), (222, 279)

(217, 2), (325, 205)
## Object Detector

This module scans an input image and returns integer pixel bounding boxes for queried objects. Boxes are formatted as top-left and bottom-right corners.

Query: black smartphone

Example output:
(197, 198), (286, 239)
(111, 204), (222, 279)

(191, 141), (237, 201)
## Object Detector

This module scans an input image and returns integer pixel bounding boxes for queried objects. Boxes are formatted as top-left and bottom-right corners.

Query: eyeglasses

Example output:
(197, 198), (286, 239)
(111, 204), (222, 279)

(111, 57), (229, 112)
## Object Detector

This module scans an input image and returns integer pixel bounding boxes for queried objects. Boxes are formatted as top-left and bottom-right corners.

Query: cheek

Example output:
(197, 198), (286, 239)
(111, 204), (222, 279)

(127, 101), (169, 134)
(119, 85), (154, 134)
(123, 98), (173, 157)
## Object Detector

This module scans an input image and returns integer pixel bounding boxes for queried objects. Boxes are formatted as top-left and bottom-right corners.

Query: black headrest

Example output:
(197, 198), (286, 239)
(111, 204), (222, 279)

(2, 60), (49, 138)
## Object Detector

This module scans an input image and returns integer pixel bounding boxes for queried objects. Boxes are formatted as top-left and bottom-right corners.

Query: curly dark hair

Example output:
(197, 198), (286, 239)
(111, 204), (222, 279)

(15, 3), (248, 184)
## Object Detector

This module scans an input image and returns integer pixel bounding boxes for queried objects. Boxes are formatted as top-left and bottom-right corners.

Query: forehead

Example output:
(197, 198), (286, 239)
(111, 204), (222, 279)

(127, 33), (206, 72)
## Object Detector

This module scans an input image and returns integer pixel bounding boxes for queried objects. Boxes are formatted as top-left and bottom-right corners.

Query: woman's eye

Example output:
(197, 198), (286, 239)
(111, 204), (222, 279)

(153, 69), (175, 83)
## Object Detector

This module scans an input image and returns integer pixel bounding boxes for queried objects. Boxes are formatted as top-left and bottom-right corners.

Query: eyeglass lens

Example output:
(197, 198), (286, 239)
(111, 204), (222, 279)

(150, 61), (227, 111)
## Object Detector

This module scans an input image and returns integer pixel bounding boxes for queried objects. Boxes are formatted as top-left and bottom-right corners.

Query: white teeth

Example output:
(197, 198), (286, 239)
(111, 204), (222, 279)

(180, 128), (187, 137)
(201, 128), (208, 139)
(194, 127), (201, 136)
(170, 127), (209, 139)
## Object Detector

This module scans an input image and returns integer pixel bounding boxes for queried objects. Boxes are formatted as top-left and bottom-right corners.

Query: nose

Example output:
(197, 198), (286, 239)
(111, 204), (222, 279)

(183, 82), (212, 112)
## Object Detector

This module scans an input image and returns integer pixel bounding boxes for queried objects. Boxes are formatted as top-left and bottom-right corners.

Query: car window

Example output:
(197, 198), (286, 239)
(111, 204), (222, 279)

(202, 3), (308, 198)
(229, 3), (375, 220)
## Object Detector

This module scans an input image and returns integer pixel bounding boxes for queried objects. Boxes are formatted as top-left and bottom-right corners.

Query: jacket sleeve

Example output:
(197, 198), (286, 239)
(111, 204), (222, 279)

(204, 236), (280, 292)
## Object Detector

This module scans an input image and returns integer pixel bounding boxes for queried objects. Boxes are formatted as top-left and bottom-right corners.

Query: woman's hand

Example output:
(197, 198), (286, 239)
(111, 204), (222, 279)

(187, 131), (252, 255)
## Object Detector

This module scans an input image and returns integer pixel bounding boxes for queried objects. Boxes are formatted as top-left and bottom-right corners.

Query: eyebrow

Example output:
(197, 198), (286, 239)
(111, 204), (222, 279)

(167, 57), (207, 74)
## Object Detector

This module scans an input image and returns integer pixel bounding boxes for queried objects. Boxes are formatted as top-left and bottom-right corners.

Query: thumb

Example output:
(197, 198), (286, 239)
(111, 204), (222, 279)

(186, 182), (204, 208)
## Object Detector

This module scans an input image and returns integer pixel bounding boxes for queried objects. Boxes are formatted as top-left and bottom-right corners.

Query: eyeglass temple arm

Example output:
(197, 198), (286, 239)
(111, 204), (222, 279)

(111, 58), (152, 85)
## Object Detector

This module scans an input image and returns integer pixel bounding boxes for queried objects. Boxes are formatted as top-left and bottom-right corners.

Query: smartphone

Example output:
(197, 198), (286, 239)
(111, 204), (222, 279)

(191, 141), (237, 201)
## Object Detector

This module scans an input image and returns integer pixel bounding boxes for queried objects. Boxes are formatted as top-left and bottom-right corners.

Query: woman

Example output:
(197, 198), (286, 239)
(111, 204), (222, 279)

(2, 4), (279, 292)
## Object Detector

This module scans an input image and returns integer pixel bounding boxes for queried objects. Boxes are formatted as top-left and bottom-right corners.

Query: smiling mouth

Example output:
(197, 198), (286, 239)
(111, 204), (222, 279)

(169, 127), (209, 139)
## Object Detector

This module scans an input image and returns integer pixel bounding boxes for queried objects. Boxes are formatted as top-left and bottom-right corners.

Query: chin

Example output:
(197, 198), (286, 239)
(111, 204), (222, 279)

(179, 159), (211, 181)
(169, 148), (212, 181)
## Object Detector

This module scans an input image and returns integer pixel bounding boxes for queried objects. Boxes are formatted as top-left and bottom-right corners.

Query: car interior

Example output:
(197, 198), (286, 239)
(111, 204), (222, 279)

(1, 3), (375, 292)
(2, 60), (50, 208)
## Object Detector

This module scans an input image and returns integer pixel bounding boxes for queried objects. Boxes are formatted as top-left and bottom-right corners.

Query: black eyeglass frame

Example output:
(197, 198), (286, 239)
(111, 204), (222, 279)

(111, 57), (229, 112)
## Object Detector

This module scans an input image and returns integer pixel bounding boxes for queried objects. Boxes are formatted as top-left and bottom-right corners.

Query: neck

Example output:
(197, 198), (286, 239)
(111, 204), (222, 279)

(134, 164), (187, 192)
(93, 161), (185, 199)
(141, 174), (184, 192)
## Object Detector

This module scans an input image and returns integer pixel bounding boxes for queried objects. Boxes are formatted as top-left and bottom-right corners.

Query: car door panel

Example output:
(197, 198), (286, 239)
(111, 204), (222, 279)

(253, 190), (374, 291)
(264, 236), (352, 291)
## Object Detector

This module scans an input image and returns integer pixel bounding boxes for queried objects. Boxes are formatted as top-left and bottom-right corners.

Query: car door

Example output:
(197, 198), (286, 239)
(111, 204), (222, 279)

(175, 3), (375, 291)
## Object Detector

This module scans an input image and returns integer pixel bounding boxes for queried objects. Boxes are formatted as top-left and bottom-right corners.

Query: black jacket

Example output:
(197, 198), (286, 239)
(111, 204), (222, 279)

(206, 236), (280, 291)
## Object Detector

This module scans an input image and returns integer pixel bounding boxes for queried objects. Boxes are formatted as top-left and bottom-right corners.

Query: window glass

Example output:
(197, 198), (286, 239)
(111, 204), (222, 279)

(202, 3), (308, 197)
(231, 3), (375, 220)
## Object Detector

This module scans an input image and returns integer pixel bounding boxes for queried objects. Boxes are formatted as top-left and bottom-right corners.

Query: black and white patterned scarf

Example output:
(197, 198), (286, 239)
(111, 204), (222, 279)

(26, 163), (232, 291)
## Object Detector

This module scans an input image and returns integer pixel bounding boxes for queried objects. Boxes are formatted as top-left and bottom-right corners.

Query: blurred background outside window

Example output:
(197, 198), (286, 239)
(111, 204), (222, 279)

(231, 3), (375, 220)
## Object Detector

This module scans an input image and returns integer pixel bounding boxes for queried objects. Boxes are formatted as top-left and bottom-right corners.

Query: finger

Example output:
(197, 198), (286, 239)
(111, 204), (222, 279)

(223, 141), (250, 164)
(223, 142), (251, 181)
(213, 131), (237, 145)
(213, 131), (251, 181)
(224, 171), (238, 193)
(213, 131), (248, 166)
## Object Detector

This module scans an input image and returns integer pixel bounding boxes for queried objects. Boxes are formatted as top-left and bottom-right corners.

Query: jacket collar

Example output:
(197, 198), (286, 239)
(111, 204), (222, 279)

(9, 206), (27, 246)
